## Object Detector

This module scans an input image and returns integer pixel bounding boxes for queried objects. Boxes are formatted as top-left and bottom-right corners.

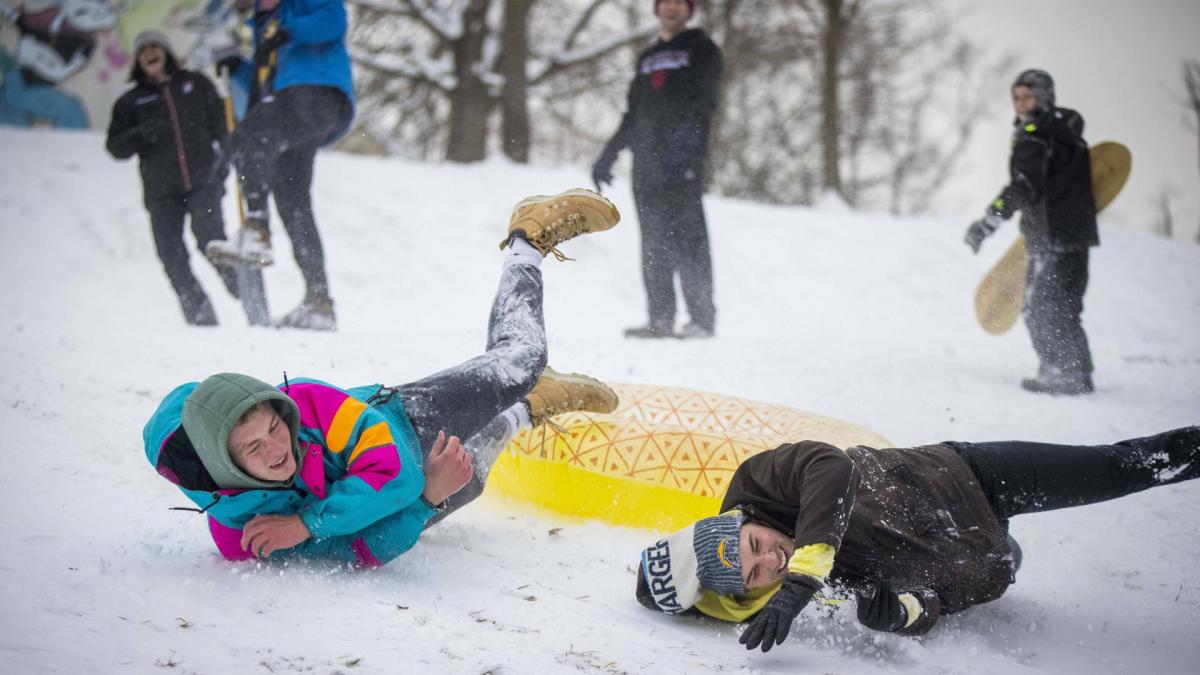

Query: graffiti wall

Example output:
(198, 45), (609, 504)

(0, 0), (241, 130)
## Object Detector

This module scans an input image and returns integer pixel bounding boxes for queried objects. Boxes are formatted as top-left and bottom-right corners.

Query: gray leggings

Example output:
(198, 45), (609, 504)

(368, 262), (547, 522)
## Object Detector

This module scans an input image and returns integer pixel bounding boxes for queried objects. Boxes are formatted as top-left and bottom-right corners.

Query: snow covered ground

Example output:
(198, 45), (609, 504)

(0, 127), (1197, 674)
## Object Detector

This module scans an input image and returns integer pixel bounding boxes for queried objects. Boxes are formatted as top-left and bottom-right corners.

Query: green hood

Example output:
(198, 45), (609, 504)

(181, 373), (302, 490)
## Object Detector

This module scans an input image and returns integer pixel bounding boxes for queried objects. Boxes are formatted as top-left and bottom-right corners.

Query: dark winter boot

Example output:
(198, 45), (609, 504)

(1020, 365), (1093, 395)
(275, 295), (336, 331)
(624, 319), (674, 339)
(677, 322), (714, 340)
(185, 301), (218, 327)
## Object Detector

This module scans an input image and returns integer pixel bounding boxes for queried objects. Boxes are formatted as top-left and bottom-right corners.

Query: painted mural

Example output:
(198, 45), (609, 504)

(0, 0), (241, 129)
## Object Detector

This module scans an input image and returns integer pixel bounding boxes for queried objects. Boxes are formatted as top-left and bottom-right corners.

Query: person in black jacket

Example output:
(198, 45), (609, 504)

(635, 426), (1199, 650)
(965, 69), (1098, 395)
(105, 30), (240, 326)
(592, 0), (722, 339)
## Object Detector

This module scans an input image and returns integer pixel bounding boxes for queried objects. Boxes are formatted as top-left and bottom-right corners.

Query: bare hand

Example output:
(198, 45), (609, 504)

(422, 431), (474, 506)
(240, 514), (311, 558)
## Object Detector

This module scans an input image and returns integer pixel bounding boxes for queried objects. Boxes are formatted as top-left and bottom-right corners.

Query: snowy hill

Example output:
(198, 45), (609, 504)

(0, 127), (1197, 674)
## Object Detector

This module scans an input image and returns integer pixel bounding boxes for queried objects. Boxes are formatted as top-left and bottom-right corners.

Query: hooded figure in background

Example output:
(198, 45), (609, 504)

(964, 68), (1099, 395)
(104, 29), (242, 326)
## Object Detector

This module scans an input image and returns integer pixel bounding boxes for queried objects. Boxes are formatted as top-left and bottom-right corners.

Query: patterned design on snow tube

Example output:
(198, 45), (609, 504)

(485, 384), (890, 531)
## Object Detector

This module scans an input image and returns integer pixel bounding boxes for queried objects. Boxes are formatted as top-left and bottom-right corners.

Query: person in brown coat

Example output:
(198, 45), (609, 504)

(635, 426), (1199, 651)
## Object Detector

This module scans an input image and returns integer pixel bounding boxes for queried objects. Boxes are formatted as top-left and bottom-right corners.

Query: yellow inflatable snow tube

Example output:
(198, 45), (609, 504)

(485, 384), (890, 531)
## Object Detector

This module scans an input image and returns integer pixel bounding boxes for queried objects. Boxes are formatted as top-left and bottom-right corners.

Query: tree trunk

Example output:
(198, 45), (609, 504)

(1187, 60), (1200, 242)
(819, 0), (846, 197)
(500, 0), (533, 163)
(446, 0), (494, 163)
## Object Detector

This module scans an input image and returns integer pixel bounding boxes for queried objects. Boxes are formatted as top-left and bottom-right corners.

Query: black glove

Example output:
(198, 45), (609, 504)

(738, 574), (819, 653)
(964, 213), (1002, 254)
(255, 25), (290, 63)
(856, 580), (908, 633)
(591, 149), (617, 193)
(132, 107), (164, 146)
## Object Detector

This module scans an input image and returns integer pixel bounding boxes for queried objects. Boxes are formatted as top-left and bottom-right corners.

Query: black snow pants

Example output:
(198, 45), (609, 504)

(632, 176), (716, 331)
(368, 262), (548, 522)
(951, 426), (1200, 523)
(230, 85), (352, 303)
(1024, 248), (1093, 378)
(146, 183), (239, 325)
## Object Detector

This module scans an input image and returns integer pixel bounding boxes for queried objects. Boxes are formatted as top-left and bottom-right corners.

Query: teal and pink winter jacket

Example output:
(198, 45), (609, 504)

(143, 378), (434, 567)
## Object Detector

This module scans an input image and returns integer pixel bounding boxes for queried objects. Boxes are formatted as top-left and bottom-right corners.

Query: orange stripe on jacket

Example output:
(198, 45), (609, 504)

(348, 421), (394, 464)
(326, 398), (368, 453)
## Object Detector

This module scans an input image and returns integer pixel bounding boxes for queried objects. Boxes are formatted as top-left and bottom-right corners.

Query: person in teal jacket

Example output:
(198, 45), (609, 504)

(144, 189), (620, 565)
(205, 0), (357, 331)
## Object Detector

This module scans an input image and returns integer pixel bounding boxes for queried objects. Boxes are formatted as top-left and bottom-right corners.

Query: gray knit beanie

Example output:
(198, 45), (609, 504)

(133, 29), (175, 58)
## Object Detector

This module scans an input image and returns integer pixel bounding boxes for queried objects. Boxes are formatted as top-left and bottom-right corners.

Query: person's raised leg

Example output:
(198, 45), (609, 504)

(951, 426), (1200, 520)
(377, 189), (620, 451)
(270, 143), (336, 330)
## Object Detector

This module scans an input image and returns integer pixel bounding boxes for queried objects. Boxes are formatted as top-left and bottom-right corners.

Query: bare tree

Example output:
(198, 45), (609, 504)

(1185, 59), (1200, 242)
(698, 0), (1008, 211)
(1151, 187), (1175, 239)
(794, 0), (863, 198)
(347, 0), (654, 163)
(843, 2), (1014, 213)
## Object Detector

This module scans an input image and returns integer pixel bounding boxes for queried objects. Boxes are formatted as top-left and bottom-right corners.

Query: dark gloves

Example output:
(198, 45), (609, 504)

(739, 574), (820, 653)
(856, 580), (908, 633)
(964, 213), (1003, 253)
(132, 107), (165, 147)
(591, 149), (617, 193)
(255, 25), (290, 63)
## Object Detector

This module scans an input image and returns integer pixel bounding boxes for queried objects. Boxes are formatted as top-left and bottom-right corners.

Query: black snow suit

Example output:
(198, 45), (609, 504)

(642, 428), (1200, 635)
(991, 106), (1098, 381)
(106, 68), (238, 325)
(600, 28), (722, 331)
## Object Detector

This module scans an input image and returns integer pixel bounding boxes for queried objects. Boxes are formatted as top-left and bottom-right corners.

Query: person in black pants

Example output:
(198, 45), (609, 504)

(592, 0), (722, 339)
(632, 426), (1199, 649)
(105, 30), (240, 326)
(205, 0), (355, 331)
(965, 69), (1098, 395)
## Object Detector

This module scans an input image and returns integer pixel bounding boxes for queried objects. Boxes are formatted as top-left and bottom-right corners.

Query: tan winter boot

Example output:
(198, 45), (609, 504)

(500, 188), (620, 260)
(525, 366), (619, 427)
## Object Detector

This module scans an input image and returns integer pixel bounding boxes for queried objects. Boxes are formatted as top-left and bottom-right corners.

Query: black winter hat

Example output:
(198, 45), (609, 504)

(1013, 69), (1055, 111)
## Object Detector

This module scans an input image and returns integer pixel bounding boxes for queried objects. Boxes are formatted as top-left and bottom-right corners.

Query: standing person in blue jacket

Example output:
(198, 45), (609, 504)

(965, 69), (1098, 395)
(144, 189), (620, 566)
(592, 0), (723, 340)
(105, 30), (241, 326)
(205, 0), (354, 331)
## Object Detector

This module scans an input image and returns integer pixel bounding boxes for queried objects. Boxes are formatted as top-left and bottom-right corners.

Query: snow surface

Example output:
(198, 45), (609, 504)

(1, 127), (1197, 674)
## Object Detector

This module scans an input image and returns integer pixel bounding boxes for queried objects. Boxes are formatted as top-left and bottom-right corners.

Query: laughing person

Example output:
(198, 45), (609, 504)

(635, 428), (1199, 651)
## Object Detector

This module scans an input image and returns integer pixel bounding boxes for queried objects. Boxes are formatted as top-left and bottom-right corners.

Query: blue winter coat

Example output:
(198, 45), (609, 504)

(143, 378), (434, 567)
(232, 0), (356, 140)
